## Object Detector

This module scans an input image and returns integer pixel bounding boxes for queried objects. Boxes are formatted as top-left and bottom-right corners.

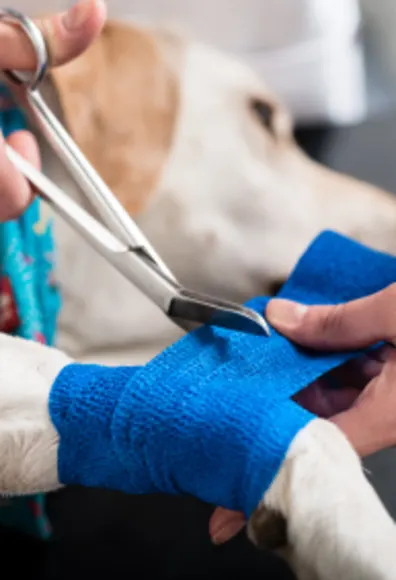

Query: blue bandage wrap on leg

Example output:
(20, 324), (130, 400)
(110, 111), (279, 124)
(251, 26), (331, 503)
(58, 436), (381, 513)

(50, 231), (396, 517)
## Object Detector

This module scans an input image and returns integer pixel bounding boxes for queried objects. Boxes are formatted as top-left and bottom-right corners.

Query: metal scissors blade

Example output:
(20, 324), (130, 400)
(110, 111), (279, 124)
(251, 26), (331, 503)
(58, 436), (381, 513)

(0, 7), (175, 281)
(7, 147), (270, 336)
(0, 8), (270, 337)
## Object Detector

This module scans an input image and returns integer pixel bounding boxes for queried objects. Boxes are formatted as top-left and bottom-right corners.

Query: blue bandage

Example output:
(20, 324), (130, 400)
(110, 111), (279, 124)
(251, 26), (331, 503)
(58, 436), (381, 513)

(50, 231), (396, 517)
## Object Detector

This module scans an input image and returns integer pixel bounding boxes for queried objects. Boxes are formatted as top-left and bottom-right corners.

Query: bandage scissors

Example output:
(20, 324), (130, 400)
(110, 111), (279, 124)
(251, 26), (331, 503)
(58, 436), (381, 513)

(0, 8), (270, 336)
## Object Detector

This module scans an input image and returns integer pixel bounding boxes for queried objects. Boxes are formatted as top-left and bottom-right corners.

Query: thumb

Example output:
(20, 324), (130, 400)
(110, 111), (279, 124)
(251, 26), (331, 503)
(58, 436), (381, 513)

(0, 0), (106, 69)
(266, 284), (396, 350)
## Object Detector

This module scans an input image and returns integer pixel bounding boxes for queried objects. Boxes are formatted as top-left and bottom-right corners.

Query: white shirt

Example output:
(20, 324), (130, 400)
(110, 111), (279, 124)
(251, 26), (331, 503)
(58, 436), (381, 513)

(11, 0), (367, 125)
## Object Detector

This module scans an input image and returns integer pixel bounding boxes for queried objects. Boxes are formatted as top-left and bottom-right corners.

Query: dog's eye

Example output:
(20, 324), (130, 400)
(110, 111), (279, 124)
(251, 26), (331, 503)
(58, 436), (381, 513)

(251, 98), (274, 131)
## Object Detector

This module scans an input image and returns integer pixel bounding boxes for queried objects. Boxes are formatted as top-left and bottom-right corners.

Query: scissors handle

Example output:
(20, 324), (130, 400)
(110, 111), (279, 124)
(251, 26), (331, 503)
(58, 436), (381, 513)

(0, 8), (175, 281)
(0, 8), (47, 89)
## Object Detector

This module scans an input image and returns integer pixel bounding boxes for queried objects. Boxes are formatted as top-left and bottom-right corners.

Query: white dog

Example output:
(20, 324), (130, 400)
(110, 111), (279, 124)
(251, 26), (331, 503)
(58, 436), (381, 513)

(2, 20), (396, 580)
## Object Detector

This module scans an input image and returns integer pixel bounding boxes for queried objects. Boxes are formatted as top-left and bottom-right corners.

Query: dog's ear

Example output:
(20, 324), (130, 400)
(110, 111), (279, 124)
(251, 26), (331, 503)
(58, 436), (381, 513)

(49, 20), (182, 215)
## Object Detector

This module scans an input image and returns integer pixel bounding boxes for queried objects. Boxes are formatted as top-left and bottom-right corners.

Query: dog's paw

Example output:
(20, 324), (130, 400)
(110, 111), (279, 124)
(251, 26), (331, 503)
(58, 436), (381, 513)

(0, 333), (71, 495)
(248, 418), (396, 580)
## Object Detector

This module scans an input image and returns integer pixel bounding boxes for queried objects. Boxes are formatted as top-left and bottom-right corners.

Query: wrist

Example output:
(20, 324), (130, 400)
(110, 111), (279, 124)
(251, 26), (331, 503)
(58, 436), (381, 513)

(330, 410), (393, 457)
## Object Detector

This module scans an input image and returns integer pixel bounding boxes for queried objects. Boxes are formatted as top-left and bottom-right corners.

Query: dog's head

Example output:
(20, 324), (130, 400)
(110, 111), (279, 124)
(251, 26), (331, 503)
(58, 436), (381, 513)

(49, 20), (396, 304)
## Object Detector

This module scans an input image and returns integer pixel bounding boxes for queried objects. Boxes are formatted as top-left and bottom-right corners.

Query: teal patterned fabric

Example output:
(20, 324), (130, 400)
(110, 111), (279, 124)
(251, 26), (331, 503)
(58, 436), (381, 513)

(0, 90), (61, 539)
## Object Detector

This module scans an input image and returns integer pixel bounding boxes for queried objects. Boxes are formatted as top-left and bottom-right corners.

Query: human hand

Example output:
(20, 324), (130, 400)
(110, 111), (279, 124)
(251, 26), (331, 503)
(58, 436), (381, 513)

(208, 289), (396, 579)
(0, 0), (106, 220)
(3, 308), (396, 580)
(209, 353), (379, 542)
(210, 287), (396, 545)
(266, 284), (396, 457)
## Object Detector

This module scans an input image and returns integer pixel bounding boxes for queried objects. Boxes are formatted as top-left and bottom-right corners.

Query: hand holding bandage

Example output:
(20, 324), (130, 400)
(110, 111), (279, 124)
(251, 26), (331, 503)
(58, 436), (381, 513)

(269, 286), (396, 458)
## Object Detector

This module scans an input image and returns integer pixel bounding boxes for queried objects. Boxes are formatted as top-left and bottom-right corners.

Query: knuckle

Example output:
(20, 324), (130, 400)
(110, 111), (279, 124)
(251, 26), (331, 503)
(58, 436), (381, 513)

(306, 304), (344, 340)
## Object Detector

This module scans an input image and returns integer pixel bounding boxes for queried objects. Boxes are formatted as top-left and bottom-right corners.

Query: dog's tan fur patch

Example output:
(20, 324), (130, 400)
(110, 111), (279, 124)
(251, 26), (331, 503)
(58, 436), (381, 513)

(50, 21), (182, 215)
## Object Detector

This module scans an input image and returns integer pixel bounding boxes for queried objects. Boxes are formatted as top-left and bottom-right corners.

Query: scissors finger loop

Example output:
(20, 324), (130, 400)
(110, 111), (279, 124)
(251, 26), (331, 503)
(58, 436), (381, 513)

(0, 8), (48, 91)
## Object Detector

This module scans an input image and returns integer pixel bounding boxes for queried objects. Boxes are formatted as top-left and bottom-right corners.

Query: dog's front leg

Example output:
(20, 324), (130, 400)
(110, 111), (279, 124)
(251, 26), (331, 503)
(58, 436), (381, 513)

(248, 419), (396, 580)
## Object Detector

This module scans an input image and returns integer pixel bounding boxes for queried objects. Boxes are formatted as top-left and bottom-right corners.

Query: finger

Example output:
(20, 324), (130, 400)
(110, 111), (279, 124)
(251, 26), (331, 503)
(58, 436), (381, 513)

(365, 344), (395, 364)
(331, 405), (379, 458)
(332, 351), (396, 456)
(209, 507), (246, 545)
(293, 381), (361, 418)
(8, 130), (41, 170)
(344, 346), (393, 382)
(329, 352), (388, 389)
(266, 285), (396, 350)
(0, 0), (106, 70)
(359, 351), (389, 380)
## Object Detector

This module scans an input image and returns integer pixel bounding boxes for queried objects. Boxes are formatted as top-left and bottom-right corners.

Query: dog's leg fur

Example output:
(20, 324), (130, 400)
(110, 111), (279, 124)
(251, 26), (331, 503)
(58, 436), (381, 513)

(1, 331), (395, 579)
(249, 419), (396, 580)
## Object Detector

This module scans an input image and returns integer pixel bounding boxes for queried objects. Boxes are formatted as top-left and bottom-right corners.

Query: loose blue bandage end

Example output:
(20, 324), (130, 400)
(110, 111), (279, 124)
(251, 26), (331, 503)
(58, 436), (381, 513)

(50, 231), (396, 517)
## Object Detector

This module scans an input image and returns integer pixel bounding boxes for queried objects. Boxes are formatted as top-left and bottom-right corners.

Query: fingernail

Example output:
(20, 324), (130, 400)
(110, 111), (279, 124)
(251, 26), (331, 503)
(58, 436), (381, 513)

(62, 0), (97, 31)
(209, 510), (246, 545)
(266, 299), (307, 329)
(210, 519), (245, 545)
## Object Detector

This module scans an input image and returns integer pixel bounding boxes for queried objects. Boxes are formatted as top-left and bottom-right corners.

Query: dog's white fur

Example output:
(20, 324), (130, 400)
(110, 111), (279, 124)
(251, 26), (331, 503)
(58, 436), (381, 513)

(0, 334), (66, 495)
(3, 20), (396, 580)
(255, 421), (396, 580)
(1, 332), (396, 580)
